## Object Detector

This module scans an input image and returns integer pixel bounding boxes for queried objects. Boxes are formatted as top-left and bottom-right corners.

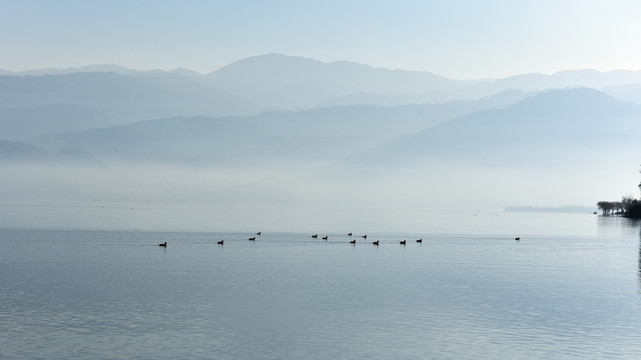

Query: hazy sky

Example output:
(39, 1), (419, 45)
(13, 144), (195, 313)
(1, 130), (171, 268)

(2, 0), (640, 79)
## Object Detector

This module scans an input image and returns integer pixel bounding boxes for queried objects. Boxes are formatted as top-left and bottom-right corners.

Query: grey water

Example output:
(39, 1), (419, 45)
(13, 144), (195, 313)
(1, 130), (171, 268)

(2, 205), (641, 359)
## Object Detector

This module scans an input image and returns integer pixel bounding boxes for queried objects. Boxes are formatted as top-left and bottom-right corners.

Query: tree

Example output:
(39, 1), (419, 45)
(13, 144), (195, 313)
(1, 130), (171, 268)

(597, 201), (615, 215)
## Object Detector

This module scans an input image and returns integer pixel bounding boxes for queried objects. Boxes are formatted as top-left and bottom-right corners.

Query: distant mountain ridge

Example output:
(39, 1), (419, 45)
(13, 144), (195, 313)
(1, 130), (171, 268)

(0, 64), (141, 76)
(22, 87), (640, 171)
(25, 90), (531, 166)
(3, 54), (641, 112)
(0, 71), (261, 139)
(3, 54), (641, 169)
(0, 138), (103, 165)
(0, 138), (51, 162)
(345, 88), (641, 168)
(205, 53), (472, 109)
(0, 71), (255, 111)
(0, 62), (638, 211)
(454, 69), (641, 100)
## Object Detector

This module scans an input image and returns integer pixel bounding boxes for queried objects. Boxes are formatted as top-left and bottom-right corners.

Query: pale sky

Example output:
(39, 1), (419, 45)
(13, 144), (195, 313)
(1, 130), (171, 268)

(1, 0), (641, 79)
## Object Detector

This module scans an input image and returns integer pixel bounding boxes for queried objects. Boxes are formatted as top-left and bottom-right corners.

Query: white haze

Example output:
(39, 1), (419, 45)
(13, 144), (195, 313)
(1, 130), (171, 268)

(0, 157), (635, 232)
(2, 58), (641, 232)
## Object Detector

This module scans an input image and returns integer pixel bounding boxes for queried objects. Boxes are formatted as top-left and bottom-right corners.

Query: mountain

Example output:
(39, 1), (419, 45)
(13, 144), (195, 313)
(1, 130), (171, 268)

(168, 68), (206, 77)
(4, 55), (641, 168)
(0, 139), (51, 163)
(4, 55), (641, 142)
(0, 71), (263, 140)
(24, 91), (531, 167)
(3, 56), (641, 114)
(345, 88), (641, 168)
(601, 83), (641, 104)
(0, 71), (260, 118)
(206, 54), (641, 108)
(0, 138), (104, 165)
(454, 69), (641, 101)
(0, 64), (140, 76)
(0, 103), (121, 141)
(206, 53), (474, 109)
(21, 110), (434, 166)
(318, 89), (530, 108)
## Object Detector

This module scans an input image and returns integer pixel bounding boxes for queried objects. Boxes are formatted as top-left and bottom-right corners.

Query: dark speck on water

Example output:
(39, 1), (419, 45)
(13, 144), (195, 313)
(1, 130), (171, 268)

(1, 213), (641, 359)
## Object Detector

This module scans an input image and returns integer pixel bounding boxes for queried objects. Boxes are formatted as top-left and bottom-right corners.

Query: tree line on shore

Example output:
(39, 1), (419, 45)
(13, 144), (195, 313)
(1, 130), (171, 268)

(597, 173), (641, 218)
(597, 197), (641, 217)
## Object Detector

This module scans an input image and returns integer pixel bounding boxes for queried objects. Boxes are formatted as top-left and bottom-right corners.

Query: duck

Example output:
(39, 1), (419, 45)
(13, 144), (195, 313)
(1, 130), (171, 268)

(248, 237), (256, 241)
(362, 234), (368, 239)
(158, 242), (167, 247)
(400, 240), (406, 245)
(256, 232), (262, 236)
(349, 239), (356, 244)
(372, 240), (379, 246)
(311, 234), (318, 238)
(217, 240), (224, 245)
(348, 232), (353, 236)
(416, 239), (422, 243)
(515, 237), (520, 241)
(322, 236), (328, 240)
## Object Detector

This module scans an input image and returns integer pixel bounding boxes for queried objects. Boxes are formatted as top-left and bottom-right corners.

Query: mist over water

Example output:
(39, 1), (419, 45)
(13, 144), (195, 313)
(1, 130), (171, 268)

(4, 58), (641, 360)
(4, 0), (641, 354)
(0, 158), (633, 228)
(0, 161), (613, 236)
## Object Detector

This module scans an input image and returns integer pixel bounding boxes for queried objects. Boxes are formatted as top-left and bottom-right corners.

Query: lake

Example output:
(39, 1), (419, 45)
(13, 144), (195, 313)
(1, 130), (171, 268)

(1, 204), (641, 359)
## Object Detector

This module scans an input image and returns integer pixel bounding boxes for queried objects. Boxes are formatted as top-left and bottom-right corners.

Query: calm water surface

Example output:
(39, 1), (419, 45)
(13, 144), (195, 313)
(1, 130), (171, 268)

(2, 206), (641, 359)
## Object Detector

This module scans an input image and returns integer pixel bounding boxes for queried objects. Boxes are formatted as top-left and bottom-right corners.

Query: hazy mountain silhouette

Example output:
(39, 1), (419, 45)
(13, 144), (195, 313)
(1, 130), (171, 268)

(455, 69), (641, 100)
(0, 71), (260, 118)
(3, 54), (641, 142)
(0, 138), (105, 165)
(345, 88), (641, 168)
(4, 55), (641, 212)
(24, 91), (532, 166)
(0, 103), (122, 141)
(0, 64), (139, 76)
(206, 54), (641, 107)
(0, 139), (51, 163)
(206, 53), (474, 109)
(3, 55), (641, 171)
(601, 83), (641, 104)
(319, 89), (530, 108)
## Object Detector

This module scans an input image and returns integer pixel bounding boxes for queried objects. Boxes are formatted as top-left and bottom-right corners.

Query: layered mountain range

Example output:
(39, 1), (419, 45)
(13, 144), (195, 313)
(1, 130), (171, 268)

(1, 54), (640, 167)
(2, 54), (640, 208)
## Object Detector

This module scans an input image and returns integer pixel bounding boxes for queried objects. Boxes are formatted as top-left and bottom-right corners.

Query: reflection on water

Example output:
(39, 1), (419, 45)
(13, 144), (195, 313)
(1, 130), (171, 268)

(634, 218), (641, 295)
(597, 214), (641, 239)
(595, 215), (641, 297)
(596, 215), (641, 297)
(2, 213), (641, 359)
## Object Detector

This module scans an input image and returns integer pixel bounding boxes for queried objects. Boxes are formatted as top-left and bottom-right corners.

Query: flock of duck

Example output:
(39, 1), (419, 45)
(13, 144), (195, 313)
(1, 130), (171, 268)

(158, 233), (521, 247)
(158, 231), (427, 247)
(308, 232), (424, 246)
